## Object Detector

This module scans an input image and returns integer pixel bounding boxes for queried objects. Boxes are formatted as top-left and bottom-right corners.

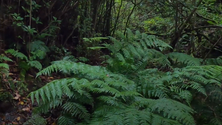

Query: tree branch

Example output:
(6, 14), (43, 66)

(170, 0), (203, 49)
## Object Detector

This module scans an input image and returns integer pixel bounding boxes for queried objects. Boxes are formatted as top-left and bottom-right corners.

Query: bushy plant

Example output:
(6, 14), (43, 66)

(28, 29), (222, 125)
(5, 49), (42, 81)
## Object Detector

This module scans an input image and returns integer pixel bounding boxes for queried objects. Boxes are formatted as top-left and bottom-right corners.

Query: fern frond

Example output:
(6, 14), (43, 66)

(62, 102), (90, 119)
(207, 85), (222, 101)
(28, 60), (42, 70)
(0, 63), (9, 70)
(0, 63), (10, 77)
(83, 37), (108, 42)
(29, 35), (222, 125)
(33, 99), (63, 114)
(147, 89), (168, 98)
(209, 117), (222, 125)
(29, 40), (49, 53)
(134, 97), (195, 125)
(184, 65), (222, 83)
(178, 90), (193, 105)
(115, 30), (128, 42)
(57, 115), (76, 125)
(37, 60), (108, 79)
(142, 34), (172, 51)
(30, 78), (75, 104)
(151, 114), (182, 125)
(167, 52), (201, 67)
(204, 56), (222, 65)
(91, 105), (184, 125)
(106, 29), (172, 73)
(23, 114), (47, 125)
(126, 28), (135, 41)
(97, 96), (121, 106)
(5, 49), (28, 61)
(0, 55), (13, 62)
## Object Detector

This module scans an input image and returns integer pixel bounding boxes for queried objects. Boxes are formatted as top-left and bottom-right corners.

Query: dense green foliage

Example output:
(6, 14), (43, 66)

(1, 0), (222, 125)
(0, 55), (11, 77)
(29, 30), (222, 125)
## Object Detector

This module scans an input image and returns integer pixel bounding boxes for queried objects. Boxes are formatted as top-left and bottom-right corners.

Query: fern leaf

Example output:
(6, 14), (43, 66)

(97, 96), (120, 106)
(178, 90), (193, 105)
(62, 102), (90, 119)
(58, 115), (76, 125)
(116, 53), (126, 62)
(204, 56), (222, 65)
(23, 114), (47, 125)
(0, 63), (9, 70)
(209, 117), (222, 125)
(135, 97), (195, 125)
(29, 79), (68, 104)
(0, 55), (13, 62)
(167, 52), (201, 67)
(28, 60), (42, 70)
(5, 49), (28, 61)
(189, 81), (207, 95)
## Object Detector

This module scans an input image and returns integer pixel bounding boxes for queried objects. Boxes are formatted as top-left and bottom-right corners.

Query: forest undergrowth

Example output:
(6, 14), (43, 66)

(1, 0), (222, 125)
(23, 30), (222, 125)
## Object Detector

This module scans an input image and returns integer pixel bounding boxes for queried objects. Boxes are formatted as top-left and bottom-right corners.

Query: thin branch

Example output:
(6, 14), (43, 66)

(202, 37), (222, 64)
(193, 25), (222, 30)
(64, 23), (78, 46)
(112, 0), (123, 36)
(171, 0), (203, 48)
(124, 0), (143, 35)
(28, 0), (32, 58)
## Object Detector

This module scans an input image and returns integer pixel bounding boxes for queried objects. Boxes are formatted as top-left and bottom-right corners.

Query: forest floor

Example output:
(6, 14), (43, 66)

(0, 62), (58, 125)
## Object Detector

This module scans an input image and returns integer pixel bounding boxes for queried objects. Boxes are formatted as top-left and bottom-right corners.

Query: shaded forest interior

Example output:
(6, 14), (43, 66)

(1, 0), (222, 125)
